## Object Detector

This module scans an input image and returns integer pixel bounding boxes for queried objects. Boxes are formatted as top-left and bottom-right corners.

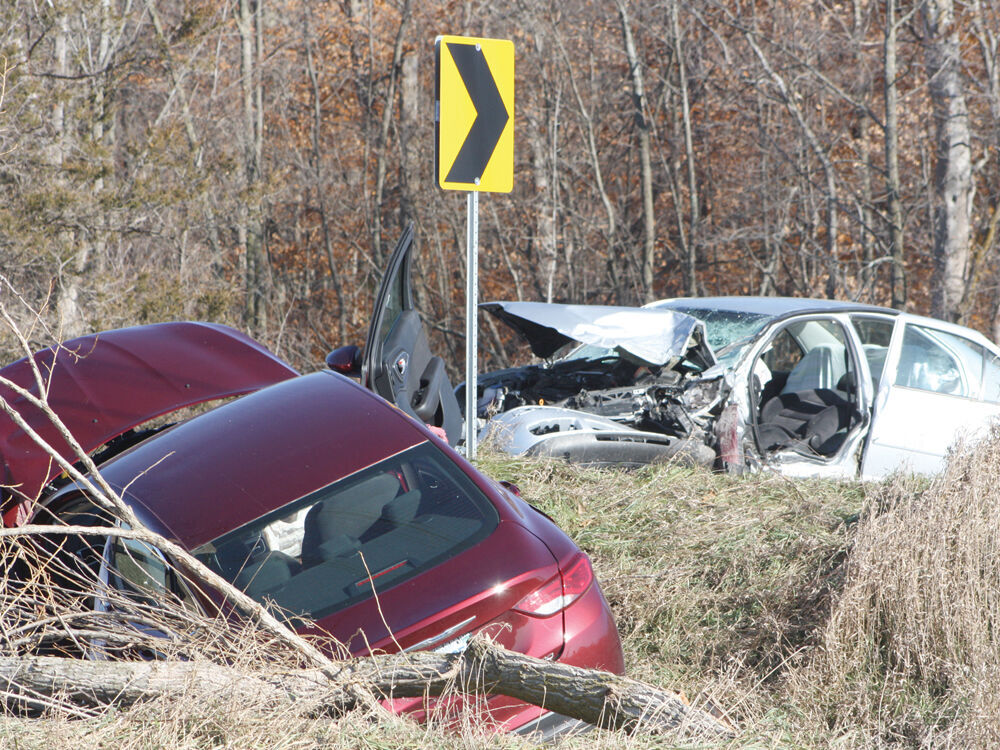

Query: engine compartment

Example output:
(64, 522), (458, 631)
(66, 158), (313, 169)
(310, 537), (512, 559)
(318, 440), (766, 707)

(473, 354), (728, 463)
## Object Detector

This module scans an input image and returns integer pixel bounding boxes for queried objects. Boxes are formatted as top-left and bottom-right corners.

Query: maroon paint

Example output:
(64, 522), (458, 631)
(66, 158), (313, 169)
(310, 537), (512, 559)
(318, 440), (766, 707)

(100, 371), (429, 547)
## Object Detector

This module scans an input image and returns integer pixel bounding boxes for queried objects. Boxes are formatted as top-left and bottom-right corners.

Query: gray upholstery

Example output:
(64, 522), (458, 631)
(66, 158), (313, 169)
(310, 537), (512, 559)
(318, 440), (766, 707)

(758, 388), (858, 455)
(235, 551), (294, 598)
(301, 472), (401, 566)
(781, 344), (847, 394)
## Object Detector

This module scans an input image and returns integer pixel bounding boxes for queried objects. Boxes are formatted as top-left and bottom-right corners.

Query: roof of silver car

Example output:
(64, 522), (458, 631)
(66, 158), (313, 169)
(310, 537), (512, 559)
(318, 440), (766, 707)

(648, 296), (897, 317)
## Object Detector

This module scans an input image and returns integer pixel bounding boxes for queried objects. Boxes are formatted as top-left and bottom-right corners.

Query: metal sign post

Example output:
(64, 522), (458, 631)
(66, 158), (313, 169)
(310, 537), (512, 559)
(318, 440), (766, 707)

(435, 34), (513, 460)
(464, 191), (479, 458)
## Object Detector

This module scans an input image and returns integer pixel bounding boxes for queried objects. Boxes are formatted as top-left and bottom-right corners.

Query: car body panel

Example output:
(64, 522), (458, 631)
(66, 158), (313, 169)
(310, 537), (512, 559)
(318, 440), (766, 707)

(861, 315), (1000, 478)
(482, 300), (714, 368)
(0, 322), (297, 519)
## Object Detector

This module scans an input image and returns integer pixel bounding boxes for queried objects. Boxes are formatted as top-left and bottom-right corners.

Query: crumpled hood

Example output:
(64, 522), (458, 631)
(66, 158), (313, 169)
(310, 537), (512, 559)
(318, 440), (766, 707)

(481, 301), (715, 369)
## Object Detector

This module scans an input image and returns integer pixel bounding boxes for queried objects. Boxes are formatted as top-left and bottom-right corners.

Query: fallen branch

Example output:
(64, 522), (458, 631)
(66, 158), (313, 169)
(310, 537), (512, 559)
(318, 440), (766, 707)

(0, 637), (735, 739)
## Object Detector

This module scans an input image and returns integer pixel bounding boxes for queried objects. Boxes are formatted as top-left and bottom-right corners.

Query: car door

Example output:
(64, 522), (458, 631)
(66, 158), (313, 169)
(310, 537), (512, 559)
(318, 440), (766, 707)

(860, 319), (1000, 478)
(747, 315), (868, 478)
(362, 223), (462, 445)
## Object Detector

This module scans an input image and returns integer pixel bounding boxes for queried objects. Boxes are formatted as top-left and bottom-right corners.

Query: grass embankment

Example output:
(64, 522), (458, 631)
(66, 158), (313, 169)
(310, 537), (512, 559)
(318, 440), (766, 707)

(7, 433), (1000, 748)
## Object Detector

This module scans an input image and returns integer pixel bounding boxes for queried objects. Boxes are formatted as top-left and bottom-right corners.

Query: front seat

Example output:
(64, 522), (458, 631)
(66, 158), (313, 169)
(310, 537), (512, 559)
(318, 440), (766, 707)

(781, 344), (845, 394)
(300, 472), (401, 567)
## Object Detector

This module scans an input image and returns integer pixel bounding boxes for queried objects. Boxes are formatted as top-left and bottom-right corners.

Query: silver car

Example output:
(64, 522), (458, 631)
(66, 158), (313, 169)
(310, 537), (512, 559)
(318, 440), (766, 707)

(472, 297), (1000, 479)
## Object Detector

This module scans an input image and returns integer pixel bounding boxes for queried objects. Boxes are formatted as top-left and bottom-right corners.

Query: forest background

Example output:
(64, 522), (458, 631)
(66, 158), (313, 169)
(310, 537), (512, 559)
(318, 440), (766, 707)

(2, 0), (999, 373)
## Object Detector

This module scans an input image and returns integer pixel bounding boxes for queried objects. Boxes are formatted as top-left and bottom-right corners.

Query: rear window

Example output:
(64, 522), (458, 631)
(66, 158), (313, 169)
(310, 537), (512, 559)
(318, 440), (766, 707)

(192, 442), (498, 621)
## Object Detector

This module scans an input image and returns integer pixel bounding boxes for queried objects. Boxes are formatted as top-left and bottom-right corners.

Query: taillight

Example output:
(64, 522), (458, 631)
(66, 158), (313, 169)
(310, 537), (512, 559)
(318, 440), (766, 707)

(512, 553), (594, 617)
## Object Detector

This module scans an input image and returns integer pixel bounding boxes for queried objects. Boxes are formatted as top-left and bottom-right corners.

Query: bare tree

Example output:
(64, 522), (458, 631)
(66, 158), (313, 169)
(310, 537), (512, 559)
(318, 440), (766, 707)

(743, 30), (841, 299)
(237, 0), (268, 330)
(885, 0), (909, 309)
(616, 0), (656, 303)
(670, 0), (700, 295)
(922, 0), (972, 322)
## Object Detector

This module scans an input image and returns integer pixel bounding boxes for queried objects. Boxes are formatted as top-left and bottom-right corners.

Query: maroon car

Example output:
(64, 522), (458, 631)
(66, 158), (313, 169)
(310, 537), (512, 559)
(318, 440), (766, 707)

(0, 228), (624, 737)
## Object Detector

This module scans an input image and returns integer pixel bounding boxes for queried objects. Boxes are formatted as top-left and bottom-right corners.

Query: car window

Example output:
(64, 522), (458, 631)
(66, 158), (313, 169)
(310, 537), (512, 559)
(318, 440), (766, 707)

(27, 497), (113, 594)
(109, 534), (199, 611)
(894, 325), (983, 398)
(850, 315), (895, 390)
(984, 355), (1000, 404)
(376, 271), (404, 348)
(662, 306), (773, 351)
(193, 442), (499, 622)
(761, 327), (804, 374)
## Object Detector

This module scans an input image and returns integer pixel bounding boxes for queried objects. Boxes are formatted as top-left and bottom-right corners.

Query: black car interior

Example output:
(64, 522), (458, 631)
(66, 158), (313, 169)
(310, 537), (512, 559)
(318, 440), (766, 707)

(197, 444), (496, 621)
(754, 324), (862, 457)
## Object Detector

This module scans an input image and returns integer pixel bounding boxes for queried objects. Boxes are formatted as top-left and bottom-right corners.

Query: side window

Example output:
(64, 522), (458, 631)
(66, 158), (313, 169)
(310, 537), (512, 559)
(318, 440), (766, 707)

(110, 535), (197, 610)
(894, 325), (983, 398)
(376, 277), (403, 347)
(850, 316), (895, 390)
(26, 497), (112, 595)
(761, 328), (804, 374)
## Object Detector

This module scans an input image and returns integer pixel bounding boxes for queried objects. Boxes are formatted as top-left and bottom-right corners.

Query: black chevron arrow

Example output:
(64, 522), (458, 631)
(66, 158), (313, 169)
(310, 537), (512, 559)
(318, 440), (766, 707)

(445, 42), (509, 184)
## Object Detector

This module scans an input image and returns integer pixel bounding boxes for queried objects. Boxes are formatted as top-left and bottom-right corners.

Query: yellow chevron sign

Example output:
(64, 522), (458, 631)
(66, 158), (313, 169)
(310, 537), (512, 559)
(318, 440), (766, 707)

(435, 35), (514, 193)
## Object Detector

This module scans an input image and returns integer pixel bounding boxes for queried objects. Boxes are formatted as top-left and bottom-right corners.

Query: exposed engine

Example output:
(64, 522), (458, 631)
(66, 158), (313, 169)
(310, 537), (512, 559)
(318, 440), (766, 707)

(471, 354), (727, 449)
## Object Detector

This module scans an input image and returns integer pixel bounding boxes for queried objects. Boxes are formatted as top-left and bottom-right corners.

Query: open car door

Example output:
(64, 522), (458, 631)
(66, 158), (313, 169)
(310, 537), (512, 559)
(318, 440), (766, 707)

(361, 224), (462, 445)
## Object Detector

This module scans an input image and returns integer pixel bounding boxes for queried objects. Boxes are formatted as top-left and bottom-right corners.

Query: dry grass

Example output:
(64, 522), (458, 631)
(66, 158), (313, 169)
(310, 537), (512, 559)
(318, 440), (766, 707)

(478, 452), (865, 747)
(799, 426), (1000, 748)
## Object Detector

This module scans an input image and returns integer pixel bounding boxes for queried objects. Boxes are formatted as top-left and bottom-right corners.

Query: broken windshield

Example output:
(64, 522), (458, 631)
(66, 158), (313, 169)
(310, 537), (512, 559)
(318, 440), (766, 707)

(662, 307), (773, 352)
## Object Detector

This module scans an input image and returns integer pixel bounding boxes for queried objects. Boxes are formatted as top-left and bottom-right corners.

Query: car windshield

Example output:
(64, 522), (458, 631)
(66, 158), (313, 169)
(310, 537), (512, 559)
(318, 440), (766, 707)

(559, 343), (617, 362)
(662, 306), (774, 352)
(192, 442), (498, 621)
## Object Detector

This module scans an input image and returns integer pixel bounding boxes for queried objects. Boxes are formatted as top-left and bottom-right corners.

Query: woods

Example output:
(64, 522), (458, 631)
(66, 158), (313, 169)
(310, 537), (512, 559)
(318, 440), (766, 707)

(2, 0), (1000, 369)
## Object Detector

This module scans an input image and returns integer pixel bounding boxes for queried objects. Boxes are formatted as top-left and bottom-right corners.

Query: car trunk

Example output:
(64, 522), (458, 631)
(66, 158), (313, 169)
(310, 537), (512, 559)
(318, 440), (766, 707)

(301, 518), (566, 729)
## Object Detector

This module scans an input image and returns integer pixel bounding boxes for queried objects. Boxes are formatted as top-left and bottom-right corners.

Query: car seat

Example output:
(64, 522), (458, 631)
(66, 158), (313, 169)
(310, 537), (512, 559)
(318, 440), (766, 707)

(301, 472), (401, 567)
(757, 388), (859, 456)
(781, 343), (846, 394)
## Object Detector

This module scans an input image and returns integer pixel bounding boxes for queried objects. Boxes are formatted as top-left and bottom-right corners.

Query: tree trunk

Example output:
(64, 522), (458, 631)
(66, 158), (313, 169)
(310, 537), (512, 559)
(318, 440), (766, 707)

(885, 0), (907, 310)
(238, 0), (267, 331)
(672, 0), (699, 296)
(529, 107), (560, 303)
(303, 5), (346, 343)
(616, 0), (656, 304)
(51, 14), (87, 339)
(0, 639), (734, 739)
(371, 0), (411, 267)
(923, 0), (972, 322)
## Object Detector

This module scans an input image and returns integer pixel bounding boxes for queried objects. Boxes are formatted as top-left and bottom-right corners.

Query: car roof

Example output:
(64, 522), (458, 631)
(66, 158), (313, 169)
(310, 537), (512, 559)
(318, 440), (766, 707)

(648, 296), (897, 317)
(1, 322), (298, 509)
(650, 296), (1000, 351)
(94, 371), (431, 548)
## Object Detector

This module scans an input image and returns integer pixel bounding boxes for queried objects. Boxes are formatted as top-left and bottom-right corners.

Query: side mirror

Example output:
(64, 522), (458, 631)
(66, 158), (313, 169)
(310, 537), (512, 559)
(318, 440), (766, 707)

(326, 345), (362, 377)
(499, 480), (522, 497)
